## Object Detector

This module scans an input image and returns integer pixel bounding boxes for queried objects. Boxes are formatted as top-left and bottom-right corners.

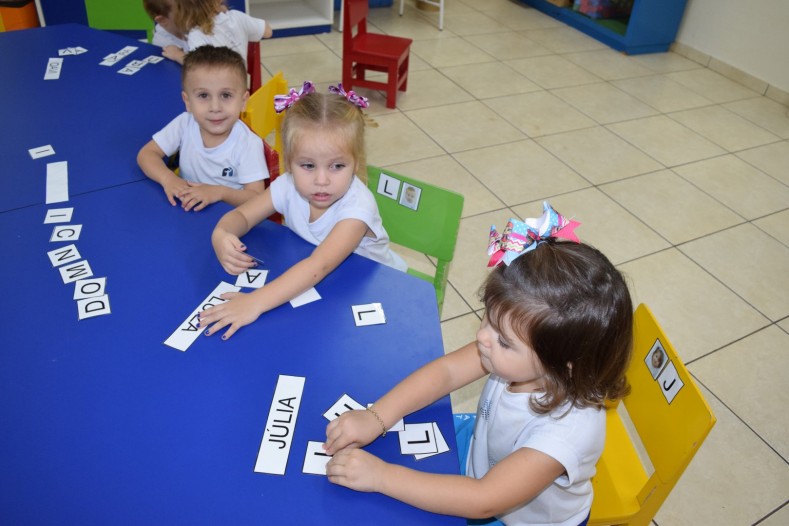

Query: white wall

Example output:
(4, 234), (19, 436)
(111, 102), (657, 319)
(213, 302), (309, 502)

(675, 0), (789, 92)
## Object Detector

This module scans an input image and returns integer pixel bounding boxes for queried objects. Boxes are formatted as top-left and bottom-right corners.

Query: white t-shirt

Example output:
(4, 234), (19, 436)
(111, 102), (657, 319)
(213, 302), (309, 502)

(468, 375), (605, 526)
(152, 112), (268, 189)
(152, 24), (187, 50)
(269, 174), (407, 271)
(187, 10), (266, 63)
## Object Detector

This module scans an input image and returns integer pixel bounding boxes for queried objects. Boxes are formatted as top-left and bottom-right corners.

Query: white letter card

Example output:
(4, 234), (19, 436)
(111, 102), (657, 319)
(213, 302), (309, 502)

(255, 375), (306, 475)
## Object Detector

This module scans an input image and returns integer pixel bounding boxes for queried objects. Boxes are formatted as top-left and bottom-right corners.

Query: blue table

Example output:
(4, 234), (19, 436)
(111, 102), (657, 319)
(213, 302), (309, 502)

(0, 24), (183, 212)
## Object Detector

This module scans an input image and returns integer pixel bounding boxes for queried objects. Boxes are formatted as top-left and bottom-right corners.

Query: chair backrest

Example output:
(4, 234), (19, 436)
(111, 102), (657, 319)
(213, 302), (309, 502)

(241, 71), (287, 172)
(247, 42), (262, 93)
(343, 0), (369, 48)
(366, 166), (463, 314)
(84, 0), (153, 42)
(590, 303), (716, 525)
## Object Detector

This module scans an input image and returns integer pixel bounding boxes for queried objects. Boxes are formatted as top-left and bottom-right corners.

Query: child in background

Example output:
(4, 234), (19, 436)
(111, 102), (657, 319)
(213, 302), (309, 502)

(199, 82), (407, 340)
(142, 0), (187, 52)
(163, 0), (272, 65)
(137, 45), (267, 211)
(323, 203), (633, 526)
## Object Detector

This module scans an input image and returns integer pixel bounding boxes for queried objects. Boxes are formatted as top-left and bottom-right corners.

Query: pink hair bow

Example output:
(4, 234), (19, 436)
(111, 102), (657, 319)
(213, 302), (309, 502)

(328, 83), (370, 109)
(273, 81), (316, 113)
(487, 202), (581, 267)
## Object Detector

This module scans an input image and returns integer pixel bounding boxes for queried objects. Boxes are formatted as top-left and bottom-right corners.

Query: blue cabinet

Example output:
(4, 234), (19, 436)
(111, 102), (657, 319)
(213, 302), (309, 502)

(517, 0), (688, 55)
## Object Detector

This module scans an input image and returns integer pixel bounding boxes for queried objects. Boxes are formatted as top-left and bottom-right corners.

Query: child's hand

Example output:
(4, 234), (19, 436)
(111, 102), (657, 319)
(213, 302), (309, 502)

(199, 291), (263, 340)
(180, 182), (222, 211)
(212, 230), (256, 275)
(323, 409), (383, 455)
(162, 45), (186, 64)
(161, 176), (191, 207)
(326, 448), (387, 492)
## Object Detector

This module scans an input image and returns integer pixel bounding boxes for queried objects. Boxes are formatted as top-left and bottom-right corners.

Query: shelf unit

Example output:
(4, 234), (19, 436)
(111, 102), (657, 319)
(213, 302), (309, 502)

(247, 0), (333, 37)
(518, 0), (688, 55)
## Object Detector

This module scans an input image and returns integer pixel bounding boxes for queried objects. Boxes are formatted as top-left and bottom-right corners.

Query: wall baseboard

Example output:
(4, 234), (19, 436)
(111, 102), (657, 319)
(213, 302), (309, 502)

(671, 42), (789, 107)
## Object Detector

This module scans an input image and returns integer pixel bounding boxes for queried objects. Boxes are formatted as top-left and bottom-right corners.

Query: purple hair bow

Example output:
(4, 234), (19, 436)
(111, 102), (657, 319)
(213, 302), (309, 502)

(329, 83), (370, 109)
(273, 81), (316, 113)
(487, 202), (581, 267)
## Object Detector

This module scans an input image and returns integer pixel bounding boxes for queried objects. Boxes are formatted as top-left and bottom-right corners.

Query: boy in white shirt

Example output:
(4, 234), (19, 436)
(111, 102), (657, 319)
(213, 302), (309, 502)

(137, 45), (268, 211)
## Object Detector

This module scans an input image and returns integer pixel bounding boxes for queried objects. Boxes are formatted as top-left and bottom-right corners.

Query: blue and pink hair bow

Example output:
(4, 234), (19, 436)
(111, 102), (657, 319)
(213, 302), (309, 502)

(487, 202), (581, 267)
(273, 81), (316, 113)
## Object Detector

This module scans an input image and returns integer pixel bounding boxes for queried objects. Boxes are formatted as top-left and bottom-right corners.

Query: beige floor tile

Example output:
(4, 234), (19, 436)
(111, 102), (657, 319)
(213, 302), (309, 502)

(365, 112), (445, 166)
(601, 170), (743, 244)
(552, 82), (660, 124)
(505, 55), (601, 89)
(411, 36), (495, 68)
(406, 100), (526, 152)
(779, 318), (789, 333)
(512, 189), (670, 265)
(654, 383), (789, 525)
(619, 249), (769, 362)
(261, 34), (327, 57)
(564, 49), (654, 80)
(668, 105), (782, 152)
(759, 504), (789, 526)
(667, 67), (761, 103)
(453, 140), (590, 206)
(607, 115), (726, 167)
(368, 8), (458, 41)
(486, 3), (564, 31)
(485, 90), (596, 137)
(383, 154), (504, 217)
(612, 75), (714, 113)
(736, 140), (789, 185)
(522, 26), (607, 54)
(390, 68), (474, 110)
(448, 211), (507, 311)
(724, 97), (789, 139)
(442, 12), (511, 36)
(536, 127), (663, 185)
(673, 155), (789, 219)
(440, 283), (474, 322)
(680, 224), (789, 321)
(630, 52), (702, 74)
(463, 32), (552, 61)
(440, 61), (541, 99)
(754, 209), (789, 247)
(262, 50), (342, 85)
(690, 325), (789, 459)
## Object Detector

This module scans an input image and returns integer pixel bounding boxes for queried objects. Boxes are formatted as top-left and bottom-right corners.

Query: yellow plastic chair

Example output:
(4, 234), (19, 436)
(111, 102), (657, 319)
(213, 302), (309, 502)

(589, 304), (716, 526)
(241, 71), (287, 173)
(84, 0), (154, 42)
(367, 166), (463, 316)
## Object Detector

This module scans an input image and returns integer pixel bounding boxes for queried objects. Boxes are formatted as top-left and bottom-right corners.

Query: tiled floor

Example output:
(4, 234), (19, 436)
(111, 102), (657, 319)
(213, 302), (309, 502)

(259, 1), (789, 524)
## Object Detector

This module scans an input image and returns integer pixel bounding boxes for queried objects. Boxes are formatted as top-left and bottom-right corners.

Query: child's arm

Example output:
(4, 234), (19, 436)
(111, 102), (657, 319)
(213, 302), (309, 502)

(327, 445), (565, 519)
(200, 211), (369, 340)
(137, 140), (190, 206)
(162, 45), (186, 64)
(178, 179), (266, 211)
(324, 342), (487, 453)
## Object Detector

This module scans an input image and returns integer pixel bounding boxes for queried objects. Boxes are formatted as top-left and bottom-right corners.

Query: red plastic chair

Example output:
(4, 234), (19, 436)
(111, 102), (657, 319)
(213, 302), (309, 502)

(248, 42), (262, 93)
(342, 0), (412, 109)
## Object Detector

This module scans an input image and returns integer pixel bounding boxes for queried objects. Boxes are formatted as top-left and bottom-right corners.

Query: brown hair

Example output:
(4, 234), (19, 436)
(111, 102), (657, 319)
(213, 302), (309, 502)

(172, 0), (221, 35)
(143, 0), (173, 18)
(281, 92), (367, 183)
(181, 45), (247, 89)
(482, 240), (633, 414)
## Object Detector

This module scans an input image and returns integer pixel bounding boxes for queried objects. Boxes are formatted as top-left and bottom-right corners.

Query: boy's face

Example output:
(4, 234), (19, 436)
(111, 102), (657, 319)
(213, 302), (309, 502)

(182, 66), (249, 148)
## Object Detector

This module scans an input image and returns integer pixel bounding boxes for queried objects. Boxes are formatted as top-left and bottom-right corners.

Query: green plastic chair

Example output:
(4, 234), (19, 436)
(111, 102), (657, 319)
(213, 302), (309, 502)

(367, 166), (464, 315)
(84, 0), (154, 42)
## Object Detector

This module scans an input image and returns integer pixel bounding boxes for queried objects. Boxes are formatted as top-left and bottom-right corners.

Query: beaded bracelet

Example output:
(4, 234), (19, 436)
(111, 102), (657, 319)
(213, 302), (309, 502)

(366, 406), (387, 437)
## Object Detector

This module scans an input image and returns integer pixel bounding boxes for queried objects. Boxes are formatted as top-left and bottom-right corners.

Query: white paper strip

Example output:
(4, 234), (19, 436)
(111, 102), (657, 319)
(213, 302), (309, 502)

(46, 161), (69, 204)
(255, 375), (306, 475)
(163, 281), (240, 351)
(44, 57), (63, 80)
